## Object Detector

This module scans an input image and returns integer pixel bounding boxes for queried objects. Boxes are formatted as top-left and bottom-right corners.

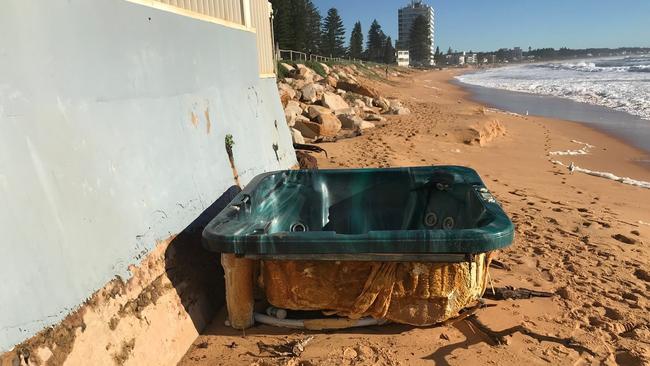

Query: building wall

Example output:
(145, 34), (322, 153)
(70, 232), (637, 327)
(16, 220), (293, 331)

(0, 0), (295, 352)
(139, 0), (277, 75)
(397, 51), (410, 67)
(397, 1), (435, 65)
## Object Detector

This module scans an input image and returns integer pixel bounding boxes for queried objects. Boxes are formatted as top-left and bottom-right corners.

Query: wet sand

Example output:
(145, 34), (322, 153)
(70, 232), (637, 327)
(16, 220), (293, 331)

(179, 69), (650, 365)
(458, 80), (650, 155)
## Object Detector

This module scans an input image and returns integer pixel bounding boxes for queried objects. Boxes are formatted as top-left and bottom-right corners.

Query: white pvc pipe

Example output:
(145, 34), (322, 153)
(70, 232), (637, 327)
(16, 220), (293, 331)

(253, 313), (382, 330)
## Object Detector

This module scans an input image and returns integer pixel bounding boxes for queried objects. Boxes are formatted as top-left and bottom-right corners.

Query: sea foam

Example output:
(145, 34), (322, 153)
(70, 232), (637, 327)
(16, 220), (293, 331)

(457, 55), (650, 120)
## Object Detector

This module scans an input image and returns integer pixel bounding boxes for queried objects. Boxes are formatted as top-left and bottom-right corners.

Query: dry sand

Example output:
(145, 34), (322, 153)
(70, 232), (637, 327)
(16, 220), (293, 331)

(179, 69), (650, 365)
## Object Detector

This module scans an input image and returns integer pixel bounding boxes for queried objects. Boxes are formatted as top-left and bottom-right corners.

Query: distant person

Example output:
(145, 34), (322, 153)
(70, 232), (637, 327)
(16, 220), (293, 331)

(385, 66), (389, 78)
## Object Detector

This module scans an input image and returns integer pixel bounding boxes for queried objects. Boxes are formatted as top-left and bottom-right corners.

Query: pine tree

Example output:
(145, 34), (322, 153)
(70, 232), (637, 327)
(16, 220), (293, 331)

(271, 0), (293, 50)
(270, 0), (321, 54)
(366, 20), (385, 62)
(290, 0), (307, 51)
(383, 36), (395, 64)
(304, 0), (321, 54)
(409, 15), (431, 65)
(321, 8), (346, 57)
(349, 21), (363, 60)
(434, 46), (442, 64)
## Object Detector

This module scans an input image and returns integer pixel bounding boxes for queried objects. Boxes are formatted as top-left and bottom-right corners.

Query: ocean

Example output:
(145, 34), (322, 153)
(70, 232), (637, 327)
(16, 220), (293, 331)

(457, 55), (650, 121)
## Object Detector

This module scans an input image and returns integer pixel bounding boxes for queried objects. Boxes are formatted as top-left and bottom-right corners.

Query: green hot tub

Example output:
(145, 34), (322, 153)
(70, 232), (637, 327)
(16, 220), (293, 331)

(203, 166), (514, 262)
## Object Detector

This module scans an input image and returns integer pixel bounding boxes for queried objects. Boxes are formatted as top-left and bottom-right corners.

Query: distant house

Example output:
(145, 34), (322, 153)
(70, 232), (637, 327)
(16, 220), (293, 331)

(442, 51), (478, 66)
(397, 50), (410, 67)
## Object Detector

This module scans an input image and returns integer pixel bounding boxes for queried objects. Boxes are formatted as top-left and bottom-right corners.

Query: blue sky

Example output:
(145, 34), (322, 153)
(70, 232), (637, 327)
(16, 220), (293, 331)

(313, 0), (650, 52)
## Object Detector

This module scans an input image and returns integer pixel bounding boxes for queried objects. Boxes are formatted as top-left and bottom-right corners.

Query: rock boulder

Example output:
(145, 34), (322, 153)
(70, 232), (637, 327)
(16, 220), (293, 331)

(315, 114), (342, 137)
(300, 83), (324, 103)
(280, 63), (295, 72)
(333, 107), (355, 116)
(373, 97), (389, 112)
(293, 64), (316, 82)
(284, 101), (303, 126)
(278, 83), (296, 107)
(293, 120), (319, 139)
(307, 105), (332, 120)
(321, 92), (349, 112)
(392, 106), (411, 115)
(290, 128), (305, 144)
(325, 75), (338, 88)
(338, 114), (364, 130)
(365, 113), (385, 122)
(353, 99), (366, 109)
(336, 80), (379, 98)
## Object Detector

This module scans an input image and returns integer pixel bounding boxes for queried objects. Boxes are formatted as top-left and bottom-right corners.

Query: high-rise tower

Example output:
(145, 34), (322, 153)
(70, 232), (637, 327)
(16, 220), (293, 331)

(397, 0), (435, 66)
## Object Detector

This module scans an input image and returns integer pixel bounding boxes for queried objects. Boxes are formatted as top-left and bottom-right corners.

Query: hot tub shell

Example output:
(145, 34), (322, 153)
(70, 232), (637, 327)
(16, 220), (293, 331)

(204, 166), (514, 327)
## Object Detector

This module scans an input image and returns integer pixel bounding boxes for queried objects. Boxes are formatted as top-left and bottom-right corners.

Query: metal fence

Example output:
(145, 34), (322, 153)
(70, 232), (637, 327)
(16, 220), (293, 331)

(152, 0), (275, 75)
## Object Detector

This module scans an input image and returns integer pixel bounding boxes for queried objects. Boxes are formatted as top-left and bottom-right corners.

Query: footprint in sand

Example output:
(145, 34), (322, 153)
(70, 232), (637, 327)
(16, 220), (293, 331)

(546, 217), (560, 225)
(612, 233), (639, 245)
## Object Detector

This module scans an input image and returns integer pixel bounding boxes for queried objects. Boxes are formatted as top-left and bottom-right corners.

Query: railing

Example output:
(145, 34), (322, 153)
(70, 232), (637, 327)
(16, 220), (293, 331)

(150, 0), (275, 75)
(278, 49), (307, 62)
(277, 49), (347, 63)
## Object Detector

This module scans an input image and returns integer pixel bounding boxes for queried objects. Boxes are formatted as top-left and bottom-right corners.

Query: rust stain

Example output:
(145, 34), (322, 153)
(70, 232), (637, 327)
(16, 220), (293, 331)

(204, 108), (211, 134)
(230, 159), (241, 188)
(190, 111), (199, 128)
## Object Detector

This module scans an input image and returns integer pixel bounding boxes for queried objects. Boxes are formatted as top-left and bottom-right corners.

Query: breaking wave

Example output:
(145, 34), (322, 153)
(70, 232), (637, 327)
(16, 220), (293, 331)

(457, 55), (650, 120)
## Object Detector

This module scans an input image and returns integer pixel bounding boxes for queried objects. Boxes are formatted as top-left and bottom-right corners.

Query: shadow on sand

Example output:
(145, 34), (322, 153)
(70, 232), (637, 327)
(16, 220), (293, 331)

(163, 185), (241, 332)
(424, 316), (596, 365)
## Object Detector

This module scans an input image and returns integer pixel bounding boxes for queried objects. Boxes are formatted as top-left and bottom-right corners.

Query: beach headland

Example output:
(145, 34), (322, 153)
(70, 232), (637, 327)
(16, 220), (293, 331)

(179, 68), (650, 365)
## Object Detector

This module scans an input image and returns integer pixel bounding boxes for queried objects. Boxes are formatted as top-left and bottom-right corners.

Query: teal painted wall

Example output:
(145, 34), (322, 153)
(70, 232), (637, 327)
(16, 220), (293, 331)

(0, 0), (295, 351)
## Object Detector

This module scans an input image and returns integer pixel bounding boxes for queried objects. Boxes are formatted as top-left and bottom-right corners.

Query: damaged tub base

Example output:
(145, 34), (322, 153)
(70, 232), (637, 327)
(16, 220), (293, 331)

(223, 252), (493, 328)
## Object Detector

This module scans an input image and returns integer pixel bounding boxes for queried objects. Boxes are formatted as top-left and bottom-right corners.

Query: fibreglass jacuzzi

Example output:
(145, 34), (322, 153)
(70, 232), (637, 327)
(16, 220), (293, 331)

(203, 166), (514, 329)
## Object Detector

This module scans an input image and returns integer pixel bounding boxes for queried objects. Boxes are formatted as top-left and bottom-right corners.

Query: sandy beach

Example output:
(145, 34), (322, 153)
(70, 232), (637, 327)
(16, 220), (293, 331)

(180, 69), (650, 365)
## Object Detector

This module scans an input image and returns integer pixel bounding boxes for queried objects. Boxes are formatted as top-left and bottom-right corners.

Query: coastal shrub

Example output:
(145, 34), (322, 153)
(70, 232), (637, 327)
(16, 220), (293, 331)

(277, 61), (290, 79)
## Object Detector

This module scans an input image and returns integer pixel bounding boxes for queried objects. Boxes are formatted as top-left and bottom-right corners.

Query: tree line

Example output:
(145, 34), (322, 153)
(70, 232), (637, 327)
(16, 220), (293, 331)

(271, 0), (396, 63)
